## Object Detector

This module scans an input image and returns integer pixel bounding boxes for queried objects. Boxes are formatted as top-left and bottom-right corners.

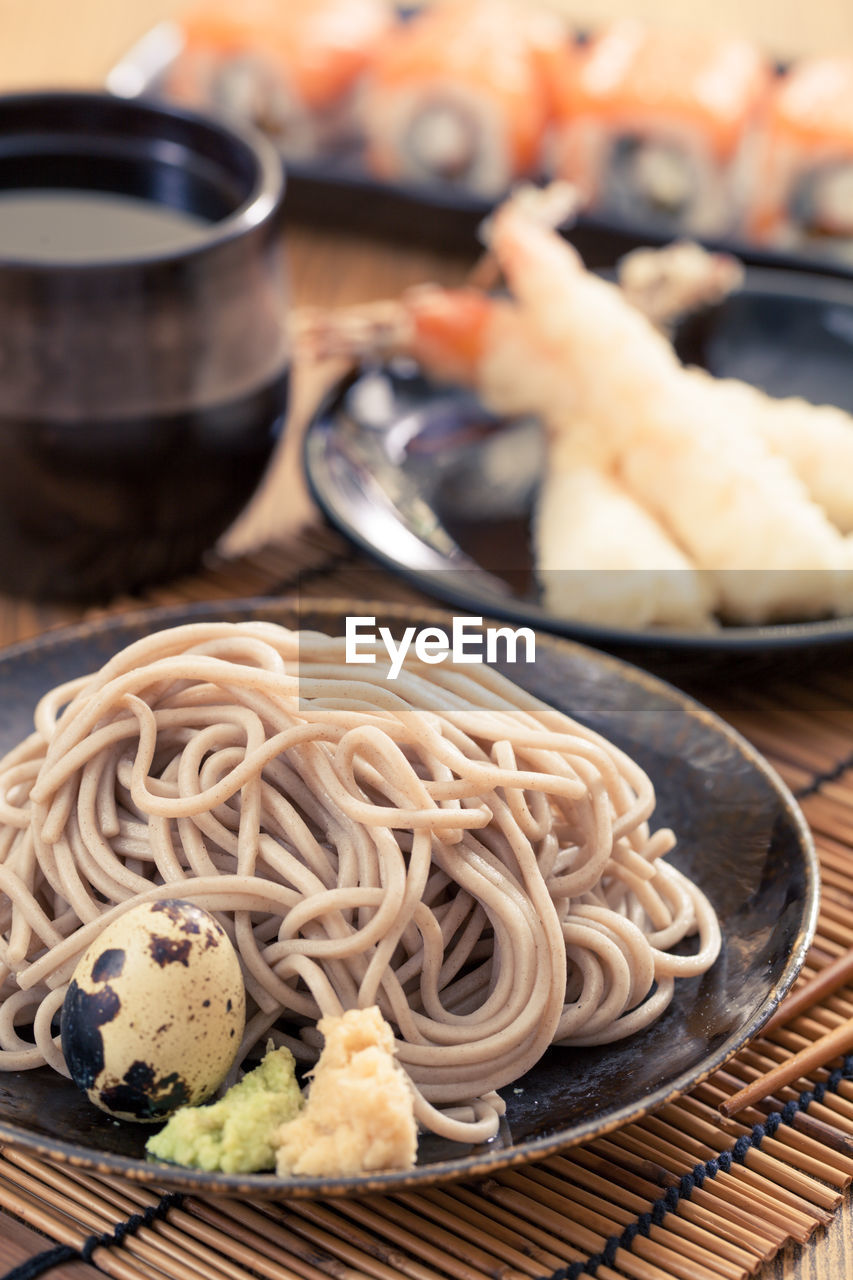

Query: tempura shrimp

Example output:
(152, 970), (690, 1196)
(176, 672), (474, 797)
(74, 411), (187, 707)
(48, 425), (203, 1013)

(535, 425), (716, 629)
(298, 187), (853, 624)
(300, 221), (853, 537)
(616, 243), (853, 533)
(691, 371), (853, 534)
(486, 197), (853, 622)
(300, 287), (720, 627)
(296, 285), (565, 420)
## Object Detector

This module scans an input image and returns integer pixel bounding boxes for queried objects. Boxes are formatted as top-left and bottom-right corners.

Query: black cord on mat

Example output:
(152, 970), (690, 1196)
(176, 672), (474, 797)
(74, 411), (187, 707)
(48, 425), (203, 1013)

(537, 1052), (853, 1280)
(8, 1052), (853, 1280)
(0, 1190), (184, 1280)
(262, 540), (361, 598)
(0, 1246), (79, 1280)
(4, 977), (852, 1280)
(4, 1046), (851, 1280)
(794, 752), (853, 798)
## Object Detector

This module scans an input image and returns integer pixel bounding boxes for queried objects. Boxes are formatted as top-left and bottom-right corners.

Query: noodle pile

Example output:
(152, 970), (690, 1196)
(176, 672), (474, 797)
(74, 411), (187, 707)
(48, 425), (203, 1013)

(0, 621), (720, 1143)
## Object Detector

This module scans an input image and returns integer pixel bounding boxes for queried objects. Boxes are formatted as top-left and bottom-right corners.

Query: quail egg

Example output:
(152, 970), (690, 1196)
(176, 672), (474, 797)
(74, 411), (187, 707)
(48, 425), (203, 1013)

(61, 899), (246, 1122)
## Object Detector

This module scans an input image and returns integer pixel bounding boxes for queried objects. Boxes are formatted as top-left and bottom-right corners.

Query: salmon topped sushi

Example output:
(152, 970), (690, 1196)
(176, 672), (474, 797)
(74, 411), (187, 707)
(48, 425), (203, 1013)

(551, 19), (770, 235)
(748, 55), (853, 251)
(167, 0), (391, 158)
(360, 0), (572, 198)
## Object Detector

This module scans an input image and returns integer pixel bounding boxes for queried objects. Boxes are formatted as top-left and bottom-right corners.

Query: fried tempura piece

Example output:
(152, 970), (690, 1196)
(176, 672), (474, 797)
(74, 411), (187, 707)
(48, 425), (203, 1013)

(689, 372), (853, 535)
(487, 194), (853, 623)
(297, 187), (853, 626)
(535, 427), (717, 629)
(617, 241), (745, 329)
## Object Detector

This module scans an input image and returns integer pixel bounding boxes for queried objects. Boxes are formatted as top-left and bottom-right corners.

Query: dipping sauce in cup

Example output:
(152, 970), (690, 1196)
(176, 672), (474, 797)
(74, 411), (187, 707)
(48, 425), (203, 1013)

(0, 190), (213, 257)
(0, 91), (290, 601)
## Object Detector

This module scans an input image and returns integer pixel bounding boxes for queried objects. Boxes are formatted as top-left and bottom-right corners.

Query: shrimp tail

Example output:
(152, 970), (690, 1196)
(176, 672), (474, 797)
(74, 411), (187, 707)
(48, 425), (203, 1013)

(294, 286), (503, 388)
(617, 241), (745, 329)
(294, 299), (414, 365)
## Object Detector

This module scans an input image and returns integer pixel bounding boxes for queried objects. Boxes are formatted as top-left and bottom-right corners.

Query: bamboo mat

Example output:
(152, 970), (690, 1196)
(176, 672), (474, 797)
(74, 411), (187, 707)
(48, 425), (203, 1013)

(4, 524), (853, 1280)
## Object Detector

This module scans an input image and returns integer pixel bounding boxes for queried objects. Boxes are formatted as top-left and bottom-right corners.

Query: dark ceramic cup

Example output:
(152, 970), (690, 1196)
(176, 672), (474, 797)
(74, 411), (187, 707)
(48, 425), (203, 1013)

(0, 91), (289, 601)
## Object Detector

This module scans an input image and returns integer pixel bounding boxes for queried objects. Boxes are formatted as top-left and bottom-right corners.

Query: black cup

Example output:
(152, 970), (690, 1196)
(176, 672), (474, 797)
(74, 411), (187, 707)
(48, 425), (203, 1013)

(0, 91), (290, 601)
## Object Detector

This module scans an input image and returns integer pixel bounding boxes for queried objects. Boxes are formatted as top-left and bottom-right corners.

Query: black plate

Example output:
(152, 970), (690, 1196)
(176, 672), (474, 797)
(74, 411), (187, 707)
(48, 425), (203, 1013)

(674, 268), (853, 410)
(0, 597), (817, 1197)
(304, 267), (853, 679)
(281, 160), (853, 276)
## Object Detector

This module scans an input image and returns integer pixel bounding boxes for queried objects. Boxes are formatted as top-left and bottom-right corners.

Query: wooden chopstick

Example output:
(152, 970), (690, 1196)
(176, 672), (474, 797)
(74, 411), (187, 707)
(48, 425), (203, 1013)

(720, 1016), (853, 1117)
(762, 948), (853, 1035)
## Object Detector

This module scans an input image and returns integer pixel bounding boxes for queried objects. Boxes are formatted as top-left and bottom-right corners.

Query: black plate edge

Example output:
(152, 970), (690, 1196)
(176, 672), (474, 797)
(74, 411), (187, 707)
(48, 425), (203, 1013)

(284, 163), (853, 280)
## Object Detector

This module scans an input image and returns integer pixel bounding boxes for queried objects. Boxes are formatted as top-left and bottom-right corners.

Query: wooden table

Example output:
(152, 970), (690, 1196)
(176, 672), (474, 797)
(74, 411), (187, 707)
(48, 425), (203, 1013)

(2, 4), (853, 1279)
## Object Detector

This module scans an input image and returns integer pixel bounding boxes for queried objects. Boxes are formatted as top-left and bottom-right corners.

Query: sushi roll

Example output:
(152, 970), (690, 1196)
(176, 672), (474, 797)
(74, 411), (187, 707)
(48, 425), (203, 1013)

(166, 0), (391, 159)
(360, 0), (572, 199)
(747, 56), (853, 253)
(550, 20), (770, 236)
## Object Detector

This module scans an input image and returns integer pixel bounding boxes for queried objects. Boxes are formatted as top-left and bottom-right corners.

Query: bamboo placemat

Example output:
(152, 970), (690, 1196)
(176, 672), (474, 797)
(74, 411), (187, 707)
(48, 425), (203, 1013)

(4, 524), (853, 1280)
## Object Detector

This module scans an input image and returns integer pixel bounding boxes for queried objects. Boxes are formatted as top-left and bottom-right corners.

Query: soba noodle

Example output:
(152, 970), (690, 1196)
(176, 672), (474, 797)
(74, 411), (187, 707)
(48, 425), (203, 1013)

(0, 621), (720, 1144)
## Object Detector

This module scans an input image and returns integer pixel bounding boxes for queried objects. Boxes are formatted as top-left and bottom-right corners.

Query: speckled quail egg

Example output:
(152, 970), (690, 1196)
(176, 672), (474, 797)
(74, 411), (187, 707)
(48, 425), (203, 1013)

(61, 899), (246, 1122)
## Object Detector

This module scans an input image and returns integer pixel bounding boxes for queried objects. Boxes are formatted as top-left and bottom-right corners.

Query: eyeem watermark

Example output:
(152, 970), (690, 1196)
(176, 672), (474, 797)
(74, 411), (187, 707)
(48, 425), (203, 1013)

(345, 615), (535, 680)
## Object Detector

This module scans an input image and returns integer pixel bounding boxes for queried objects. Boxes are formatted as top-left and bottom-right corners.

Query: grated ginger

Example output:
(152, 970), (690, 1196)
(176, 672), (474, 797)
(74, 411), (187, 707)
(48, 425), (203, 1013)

(274, 1006), (417, 1177)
